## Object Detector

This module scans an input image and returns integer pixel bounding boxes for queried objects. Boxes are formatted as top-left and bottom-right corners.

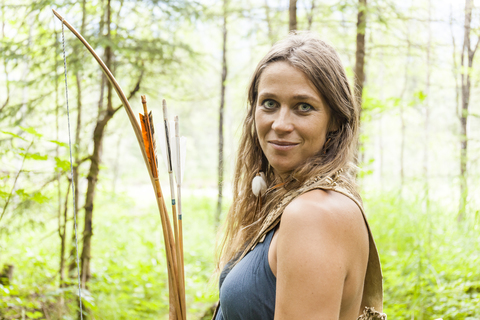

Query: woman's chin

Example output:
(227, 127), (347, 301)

(271, 165), (295, 179)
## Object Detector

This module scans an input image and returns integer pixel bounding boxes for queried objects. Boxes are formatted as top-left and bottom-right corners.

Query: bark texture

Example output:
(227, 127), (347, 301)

(216, 0), (228, 230)
(458, 0), (478, 222)
(354, 0), (367, 165)
(79, 0), (143, 292)
(68, 0), (87, 279)
(354, 0), (367, 110)
(289, 0), (297, 32)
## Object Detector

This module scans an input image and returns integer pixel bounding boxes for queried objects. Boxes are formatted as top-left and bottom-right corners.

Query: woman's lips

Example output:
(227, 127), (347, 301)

(268, 140), (299, 151)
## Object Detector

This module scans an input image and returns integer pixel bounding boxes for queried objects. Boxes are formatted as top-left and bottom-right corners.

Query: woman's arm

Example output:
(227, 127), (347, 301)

(274, 189), (369, 320)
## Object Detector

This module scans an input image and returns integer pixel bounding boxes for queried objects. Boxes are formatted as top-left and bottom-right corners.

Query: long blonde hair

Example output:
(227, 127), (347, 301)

(216, 32), (359, 272)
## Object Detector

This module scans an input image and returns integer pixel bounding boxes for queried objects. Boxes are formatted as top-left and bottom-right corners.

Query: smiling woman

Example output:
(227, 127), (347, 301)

(255, 61), (332, 177)
(213, 32), (386, 320)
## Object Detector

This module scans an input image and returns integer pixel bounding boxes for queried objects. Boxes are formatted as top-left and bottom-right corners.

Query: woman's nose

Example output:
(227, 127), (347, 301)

(271, 107), (294, 133)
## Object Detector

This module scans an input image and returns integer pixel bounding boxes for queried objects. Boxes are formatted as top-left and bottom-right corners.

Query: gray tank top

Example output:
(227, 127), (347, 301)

(215, 228), (276, 320)
(212, 173), (385, 319)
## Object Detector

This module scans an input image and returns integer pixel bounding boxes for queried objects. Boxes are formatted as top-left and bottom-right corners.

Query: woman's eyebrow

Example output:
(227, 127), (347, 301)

(257, 92), (278, 99)
(291, 94), (320, 102)
(258, 92), (320, 102)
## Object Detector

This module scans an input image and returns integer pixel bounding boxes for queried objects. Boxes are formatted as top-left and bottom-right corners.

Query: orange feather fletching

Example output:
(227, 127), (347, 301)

(140, 113), (156, 177)
(139, 96), (158, 178)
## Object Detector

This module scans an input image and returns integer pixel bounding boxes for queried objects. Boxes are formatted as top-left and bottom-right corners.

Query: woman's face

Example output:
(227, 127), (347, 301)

(255, 61), (332, 178)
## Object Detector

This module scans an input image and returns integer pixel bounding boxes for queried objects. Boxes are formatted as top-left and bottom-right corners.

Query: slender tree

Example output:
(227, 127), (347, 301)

(306, 0), (316, 31)
(54, 30), (67, 311)
(458, 0), (479, 222)
(1, 0), (9, 113)
(354, 0), (367, 167)
(289, 0), (297, 31)
(423, 0), (432, 213)
(79, 0), (143, 293)
(216, 0), (228, 230)
(399, 24), (412, 197)
(264, 0), (274, 44)
(354, 0), (367, 112)
(68, 0), (87, 280)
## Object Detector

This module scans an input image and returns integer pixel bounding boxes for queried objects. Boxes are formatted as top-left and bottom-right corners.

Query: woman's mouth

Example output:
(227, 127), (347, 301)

(268, 140), (299, 151)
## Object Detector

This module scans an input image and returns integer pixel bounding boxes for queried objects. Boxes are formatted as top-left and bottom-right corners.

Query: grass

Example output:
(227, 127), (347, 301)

(0, 187), (479, 319)
(366, 191), (480, 320)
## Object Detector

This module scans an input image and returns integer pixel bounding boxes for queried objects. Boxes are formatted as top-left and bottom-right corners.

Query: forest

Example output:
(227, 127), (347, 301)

(1, 0), (479, 319)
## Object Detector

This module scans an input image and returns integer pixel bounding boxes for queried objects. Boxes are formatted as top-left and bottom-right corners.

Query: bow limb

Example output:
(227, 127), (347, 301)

(52, 9), (151, 179)
(53, 10), (183, 319)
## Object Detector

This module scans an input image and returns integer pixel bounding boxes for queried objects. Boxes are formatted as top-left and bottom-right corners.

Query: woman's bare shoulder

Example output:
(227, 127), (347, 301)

(280, 188), (368, 262)
(282, 189), (364, 229)
(275, 189), (369, 318)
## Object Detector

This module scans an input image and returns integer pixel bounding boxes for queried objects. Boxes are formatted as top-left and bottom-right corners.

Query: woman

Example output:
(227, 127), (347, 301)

(213, 32), (385, 320)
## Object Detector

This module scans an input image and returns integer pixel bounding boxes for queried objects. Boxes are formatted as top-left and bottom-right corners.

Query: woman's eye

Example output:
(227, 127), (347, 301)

(262, 100), (277, 109)
(298, 103), (312, 112)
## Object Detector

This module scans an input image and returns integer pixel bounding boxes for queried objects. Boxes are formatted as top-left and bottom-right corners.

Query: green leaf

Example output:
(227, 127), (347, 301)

(31, 192), (49, 204)
(0, 130), (26, 141)
(414, 90), (427, 103)
(15, 189), (28, 200)
(26, 311), (43, 319)
(18, 152), (48, 160)
(55, 157), (71, 171)
(30, 153), (48, 160)
(19, 126), (43, 138)
(49, 139), (69, 148)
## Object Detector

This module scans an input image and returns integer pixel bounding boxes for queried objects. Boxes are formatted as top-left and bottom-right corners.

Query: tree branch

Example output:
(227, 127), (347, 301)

(0, 141), (34, 223)
(113, 71), (144, 114)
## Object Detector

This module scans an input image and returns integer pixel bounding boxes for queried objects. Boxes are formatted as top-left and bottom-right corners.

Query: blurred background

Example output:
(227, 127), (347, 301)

(0, 0), (479, 319)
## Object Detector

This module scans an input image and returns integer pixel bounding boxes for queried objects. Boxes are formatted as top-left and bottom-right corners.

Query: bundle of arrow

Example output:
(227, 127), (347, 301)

(52, 9), (187, 320)
(139, 96), (187, 320)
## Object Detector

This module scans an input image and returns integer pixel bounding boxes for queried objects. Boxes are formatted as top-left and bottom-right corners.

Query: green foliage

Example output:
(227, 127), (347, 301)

(0, 190), (218, 319)
(19, 127), (43, 138)
(1, 189), (479, 319)
(366, 192), (480, 320)
(0, 131), (27, 141)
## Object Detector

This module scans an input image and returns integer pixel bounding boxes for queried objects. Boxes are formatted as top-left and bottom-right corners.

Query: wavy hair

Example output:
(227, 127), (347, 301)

(216, 32), (360, 272)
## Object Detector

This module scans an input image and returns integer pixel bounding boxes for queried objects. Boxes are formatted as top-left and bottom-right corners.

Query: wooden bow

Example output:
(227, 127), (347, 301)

(52, 9), (185, 320)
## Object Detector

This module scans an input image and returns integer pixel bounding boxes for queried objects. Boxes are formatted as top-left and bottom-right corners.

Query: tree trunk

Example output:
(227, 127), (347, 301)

(59, 181), (70, 290)
(80, 0), (112, 290)
(458, 0), (478, 222)
(306, 0), (316, 30)
(68, 0), (87, 279)
(215, 0), (228, 230)
(1, 0), (10, 113)
(289, 0), (297, 32)
(423, 0), (432, 214)
(54, 37), (66, 311)
(264, 0), (274, 44)
(354, 0), (367, 164)
(354, 0), (367, 111)
(79, 0), (143, 293)
(399, 34), (411, 197)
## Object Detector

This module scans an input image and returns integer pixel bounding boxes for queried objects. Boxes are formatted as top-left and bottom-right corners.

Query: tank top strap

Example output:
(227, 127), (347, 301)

(212, 172), (385, 320)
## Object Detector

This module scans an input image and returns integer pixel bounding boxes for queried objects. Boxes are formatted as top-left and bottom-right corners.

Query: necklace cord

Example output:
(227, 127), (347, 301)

(59, 16), (84, 319)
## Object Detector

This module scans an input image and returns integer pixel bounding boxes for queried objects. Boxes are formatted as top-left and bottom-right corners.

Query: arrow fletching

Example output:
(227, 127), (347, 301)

(139, 96), (158, 178)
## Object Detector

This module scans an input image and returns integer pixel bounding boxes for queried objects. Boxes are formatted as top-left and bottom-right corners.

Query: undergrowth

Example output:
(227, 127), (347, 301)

(1, 189), (479, 319)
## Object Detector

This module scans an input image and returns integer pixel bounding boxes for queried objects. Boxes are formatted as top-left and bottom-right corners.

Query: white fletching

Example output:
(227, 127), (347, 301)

(173, 117), (187, 184)
(174, 117), (181, 184)
(157, 120), (169, 172)
(252, 172), (267, 197)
